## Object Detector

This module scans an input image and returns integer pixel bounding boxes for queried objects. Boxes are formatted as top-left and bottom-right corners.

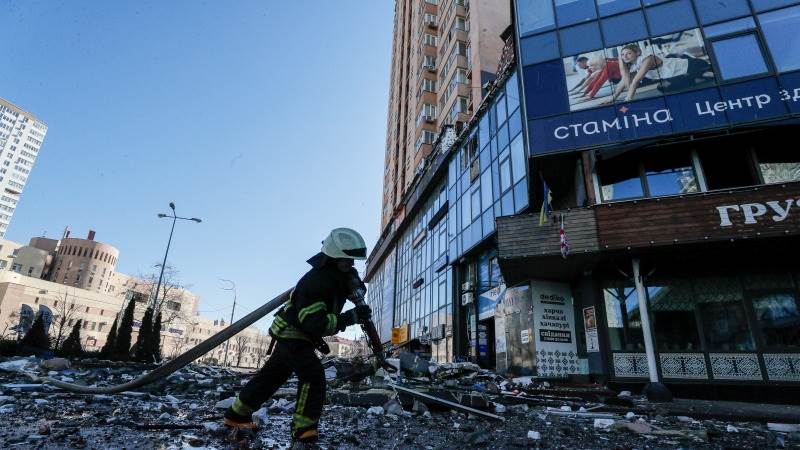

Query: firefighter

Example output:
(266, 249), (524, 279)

(223, 228), (372, 448)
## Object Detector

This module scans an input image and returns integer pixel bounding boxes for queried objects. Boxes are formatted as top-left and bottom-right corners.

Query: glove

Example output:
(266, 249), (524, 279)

(338, 304), (372, 330)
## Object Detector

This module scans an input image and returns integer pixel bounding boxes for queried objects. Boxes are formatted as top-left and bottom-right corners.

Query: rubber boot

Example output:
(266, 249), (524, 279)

(223, 408), (258, 445)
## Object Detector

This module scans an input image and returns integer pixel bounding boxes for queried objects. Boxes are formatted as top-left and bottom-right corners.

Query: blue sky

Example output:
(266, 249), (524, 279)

(0, 1), (394, 336)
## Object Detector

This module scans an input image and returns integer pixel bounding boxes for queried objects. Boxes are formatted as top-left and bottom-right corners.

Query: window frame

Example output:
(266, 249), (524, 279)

(705, 28), (775, 84)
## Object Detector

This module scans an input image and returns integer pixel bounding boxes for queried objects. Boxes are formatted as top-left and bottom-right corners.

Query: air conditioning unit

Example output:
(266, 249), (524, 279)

(461, 292), (474, 305)
(425, 20), (438, 28)
(423, 64), (436, 72)
(423, 115), (435, 123)
(461, 281), (474, 292)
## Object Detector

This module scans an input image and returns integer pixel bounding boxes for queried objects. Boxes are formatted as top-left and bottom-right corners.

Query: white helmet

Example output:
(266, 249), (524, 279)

(321, 228), (367, 260)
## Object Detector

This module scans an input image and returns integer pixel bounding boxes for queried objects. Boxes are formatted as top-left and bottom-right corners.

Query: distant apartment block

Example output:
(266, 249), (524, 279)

(0, 98), (47, 238)
(381, 0), (510, 227)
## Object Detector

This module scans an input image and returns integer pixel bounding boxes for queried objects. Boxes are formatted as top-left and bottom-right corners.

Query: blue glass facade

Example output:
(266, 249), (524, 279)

(516, 0), (800, 156)
(365, 72), (528, 361)
(447, 71), (528, 262)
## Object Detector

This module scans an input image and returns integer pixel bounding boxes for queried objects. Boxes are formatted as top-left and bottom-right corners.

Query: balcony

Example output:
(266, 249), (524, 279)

(497, 208), (600, 283)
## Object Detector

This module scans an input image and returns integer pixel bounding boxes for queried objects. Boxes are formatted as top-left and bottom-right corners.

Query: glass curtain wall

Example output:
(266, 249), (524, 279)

(447, 72), (528, 262)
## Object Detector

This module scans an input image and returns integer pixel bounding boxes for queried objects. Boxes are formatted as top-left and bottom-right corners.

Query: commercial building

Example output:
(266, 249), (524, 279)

(381, 0), (511, 228)
(366, 0), (800, 394)
(0, 99), (47, 238)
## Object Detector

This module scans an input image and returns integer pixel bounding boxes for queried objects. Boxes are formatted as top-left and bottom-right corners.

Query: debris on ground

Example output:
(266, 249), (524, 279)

(0, 353), (797, 448)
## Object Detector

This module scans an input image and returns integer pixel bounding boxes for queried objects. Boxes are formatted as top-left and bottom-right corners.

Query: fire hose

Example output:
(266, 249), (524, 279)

(27, 288), (293, 394)
(26, 282), (502, 421)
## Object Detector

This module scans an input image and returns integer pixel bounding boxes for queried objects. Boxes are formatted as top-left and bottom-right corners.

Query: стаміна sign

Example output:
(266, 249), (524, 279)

(530, 75), (800, 156)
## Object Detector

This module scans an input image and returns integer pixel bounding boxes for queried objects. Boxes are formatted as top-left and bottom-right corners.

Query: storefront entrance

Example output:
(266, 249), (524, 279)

(478, 319), (495, 370)
(604, 270), (800, 383)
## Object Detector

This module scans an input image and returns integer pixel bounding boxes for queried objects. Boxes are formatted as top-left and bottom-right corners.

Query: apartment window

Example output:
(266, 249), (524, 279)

(423, 78), (436, 92)
(423, 33), (437, 47)
(421, 103), (437, 119)
(85, 307), (90, 313)
(11, 263), (22, 273)
(454, 68), (468, 85)
(454, 16), (467, 32)
(423, 55), (436, 69)
(416, 130), (438, 152)
(454, 41), (468, 57)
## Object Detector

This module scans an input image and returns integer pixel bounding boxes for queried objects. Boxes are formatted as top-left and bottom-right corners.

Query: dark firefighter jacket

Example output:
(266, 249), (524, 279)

(269, 255), (354, 342)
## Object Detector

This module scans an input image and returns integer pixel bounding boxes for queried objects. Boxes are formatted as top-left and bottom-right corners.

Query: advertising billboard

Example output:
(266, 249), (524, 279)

(520, 2), (800, 157)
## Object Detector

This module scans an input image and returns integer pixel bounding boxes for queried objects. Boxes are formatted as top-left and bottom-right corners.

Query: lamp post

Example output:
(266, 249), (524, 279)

(220, 279), (237, 367)
(152, 202), (201, 310)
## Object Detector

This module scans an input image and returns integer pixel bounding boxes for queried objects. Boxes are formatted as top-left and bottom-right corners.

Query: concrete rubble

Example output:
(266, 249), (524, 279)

(0, 354), (797, 448)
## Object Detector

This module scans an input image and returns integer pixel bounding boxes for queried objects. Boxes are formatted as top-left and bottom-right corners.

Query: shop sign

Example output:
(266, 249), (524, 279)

(717, 199), (799, 227)
(585, 329), (599, 353)
(531, 280), (579, 377)
(530, 73), (799, 155)
(521, 329), (530, 344)
(478, 283), (505, 320)
(391, 324), (409, 345)
(583, 306), (599, 353)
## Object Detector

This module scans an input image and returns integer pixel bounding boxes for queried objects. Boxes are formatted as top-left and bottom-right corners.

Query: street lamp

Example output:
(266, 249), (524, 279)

(219, 279), (237, 367)
(152, 202), (202, 310)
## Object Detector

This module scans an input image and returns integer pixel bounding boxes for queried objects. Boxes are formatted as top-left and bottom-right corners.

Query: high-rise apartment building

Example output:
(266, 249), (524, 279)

(0, 98), (47, 238)
(381, 0), (510, 227)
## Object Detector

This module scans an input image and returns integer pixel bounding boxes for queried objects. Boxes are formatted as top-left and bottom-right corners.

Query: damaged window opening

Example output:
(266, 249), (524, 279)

(597, 148), (697, 202)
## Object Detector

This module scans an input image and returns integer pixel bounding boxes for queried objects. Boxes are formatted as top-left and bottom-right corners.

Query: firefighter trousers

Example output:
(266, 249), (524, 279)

(236, 339), (325, 438)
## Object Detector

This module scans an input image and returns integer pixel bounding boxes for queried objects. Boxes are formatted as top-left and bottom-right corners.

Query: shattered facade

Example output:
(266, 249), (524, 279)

(367, 0), (800, 395)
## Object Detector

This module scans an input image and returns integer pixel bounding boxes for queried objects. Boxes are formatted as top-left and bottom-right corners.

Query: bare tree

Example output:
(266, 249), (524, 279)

(168, 330), (192, 359)
(122, 264), (194, 352)
(254, 335), (271, 367)
(234, 333), (251, 367)
(50, 290), (83, 350)
(0, 310), (21, 341)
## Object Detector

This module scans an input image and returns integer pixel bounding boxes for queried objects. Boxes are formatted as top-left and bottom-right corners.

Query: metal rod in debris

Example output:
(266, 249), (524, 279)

(391, 384), (504, 421)
(135, 423), (205, 430)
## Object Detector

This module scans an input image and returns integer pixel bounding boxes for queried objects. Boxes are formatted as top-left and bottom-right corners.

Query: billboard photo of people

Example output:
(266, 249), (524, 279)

(649, 28), (715, 94)
(602, 38), (663, 105)
(565, 50), (619, 111)
(604, 28), (715, 104)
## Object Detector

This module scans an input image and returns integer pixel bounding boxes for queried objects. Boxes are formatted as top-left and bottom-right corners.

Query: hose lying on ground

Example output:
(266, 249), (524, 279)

(27, 288), (292, 394)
